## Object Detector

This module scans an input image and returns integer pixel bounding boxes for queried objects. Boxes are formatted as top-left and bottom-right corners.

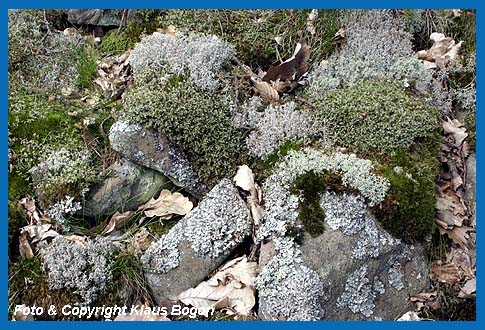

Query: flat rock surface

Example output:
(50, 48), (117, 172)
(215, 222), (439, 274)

(82, 159), (166, 218)
(141, 179), (252, 304)
(109, 120), (207, 198)
(66, 9), (137, 26)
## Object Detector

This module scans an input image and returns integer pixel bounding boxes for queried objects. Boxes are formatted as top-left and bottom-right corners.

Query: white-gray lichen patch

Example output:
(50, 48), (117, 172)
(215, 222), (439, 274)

(141, 179), (252, 273)
(320, 192), (400, 259)
(258, 148), (390, 240)
(41, 236), (115, 305)
(337, 265), (376, 318)
(256, 237), (325, 320)
(183, 179), (252, 259)
(387, 256), (405, 291)
(129, 32), (235, 91)
(232, 99), (329, 159)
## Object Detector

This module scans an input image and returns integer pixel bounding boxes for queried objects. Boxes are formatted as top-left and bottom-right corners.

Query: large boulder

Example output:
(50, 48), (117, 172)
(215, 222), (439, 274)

(141, 179), (252, 304)
(257, 192), (429, 320)
(82, 159), (167, 218)
(109, 120), (207, 198)
(66, 10), (138, 27)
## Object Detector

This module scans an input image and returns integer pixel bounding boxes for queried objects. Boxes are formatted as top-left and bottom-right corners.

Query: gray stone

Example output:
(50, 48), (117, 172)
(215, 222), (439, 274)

(82, 159), (167, 218)
(257, 192), (429, 321)
(465, 153), (476, 227)
(141, 179), (252, 304)
(109, 120), (207, 198)
(66, 10), (138, 27)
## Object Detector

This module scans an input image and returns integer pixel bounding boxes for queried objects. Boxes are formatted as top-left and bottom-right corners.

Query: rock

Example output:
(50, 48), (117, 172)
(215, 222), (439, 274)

(109, 120), (207, 198)
(465, 153), (476, 227)
(141, 179), (252, 304)
(66, 9), (137, 27)
(82, 159), (167, 218)
(257, 192), (429, 321)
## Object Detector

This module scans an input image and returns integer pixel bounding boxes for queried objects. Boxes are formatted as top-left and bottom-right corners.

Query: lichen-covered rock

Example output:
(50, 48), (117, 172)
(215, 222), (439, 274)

(258, 213), (429, 320)
(66, 9), (137, 26)
(257, 149), (429, 320)
(141, 179), (252, 304)
(82, 159), (168, 218)
(109, 120), (207, 198)
(299, 198), (429, 320)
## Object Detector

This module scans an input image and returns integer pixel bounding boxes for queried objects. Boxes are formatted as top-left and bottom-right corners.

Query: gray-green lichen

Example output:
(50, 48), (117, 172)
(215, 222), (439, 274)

(129, 31), (235, 91)
(256, 237), (325, 320)
(258, 148), (390, 240)
(141, 179), (252, 273)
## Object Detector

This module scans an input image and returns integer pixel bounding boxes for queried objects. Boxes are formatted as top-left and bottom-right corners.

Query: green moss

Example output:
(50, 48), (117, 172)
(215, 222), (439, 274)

(123, 71), (245, 187)
(252, 140), (302, 182)
(373, 138), (440, 242)
(290, 171), (327, 237)
(8, 92), (99, 207)
(99, 23), (153, 55)
(161, 10), (340, 67)
(311, 79), (440, 154)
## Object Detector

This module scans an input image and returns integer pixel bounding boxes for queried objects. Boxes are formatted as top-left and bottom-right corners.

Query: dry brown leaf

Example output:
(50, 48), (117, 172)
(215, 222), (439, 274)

(64, 234), (90, 245)
(101, 211), (134, 236)
(157, 25), (177, 36)
(418, 33), (463, 69)
(332, 27), (346, 43)
(443, 117), (468, 146)
(132, 227), (152, 254)
(139, 189), (193, 219)
(263, 42), (310, 84)
(21, 224), (59, 244)
(397, 311), (425, 321)
(458, 277), (476, 298)
(250, 78), (279, 102)
(234, 166), (264, 227)
(446, 246), (475, 277)
(177, 256), (258, 316)
(19, 232), (34, 259)
(18, 196), (45, 224)
(430, 261), (463, 285)
(411, 292), (437, 302)
(438, 225), (474, 248)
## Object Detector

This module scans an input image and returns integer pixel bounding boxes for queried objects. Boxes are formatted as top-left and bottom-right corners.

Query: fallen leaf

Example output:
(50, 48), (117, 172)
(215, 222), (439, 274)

(443, 117), (468, 146)
(417, 33), (463, 69)
(21, 224), (59, 244)
(100, 211), (134, 236)
(263, 41), (310, 84)
(234, 166), (264, 227)
(18, 196), (44, 224)
(332, 27), (346, 43)
(139, 189), (193, 219)
(19, 232), (34, 259)
(458, 277), (476, 298)
(156, 25), (177, 36)
(132, 227), (152, 254)
(438, 225), (474, 248)
(177, 256), (258, 316)
(250, 78), (280, 102)
(430, 261), (463, 285)
(397, 311), (426, 321)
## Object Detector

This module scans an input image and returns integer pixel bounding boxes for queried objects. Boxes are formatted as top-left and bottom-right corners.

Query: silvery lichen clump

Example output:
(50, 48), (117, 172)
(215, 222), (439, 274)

(129, 32), (235, 91)
(320, 192), (400, 259)
(233, 98), (329, 159)
(256, 238), (325, 320)
(41, 236), (115, 305)
(337, 265), (380, 318)
(45, 195), (83, 229)
(259, 148), (390, 240)
(28, 146), (96, 207)
(142, 179), (252, 273)
(309, 10), (430, 92)
(8, 10), (43, 66)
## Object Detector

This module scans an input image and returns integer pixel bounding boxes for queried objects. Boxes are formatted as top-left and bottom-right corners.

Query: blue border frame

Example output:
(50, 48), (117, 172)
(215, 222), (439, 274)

(2, 0), (481, 329)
